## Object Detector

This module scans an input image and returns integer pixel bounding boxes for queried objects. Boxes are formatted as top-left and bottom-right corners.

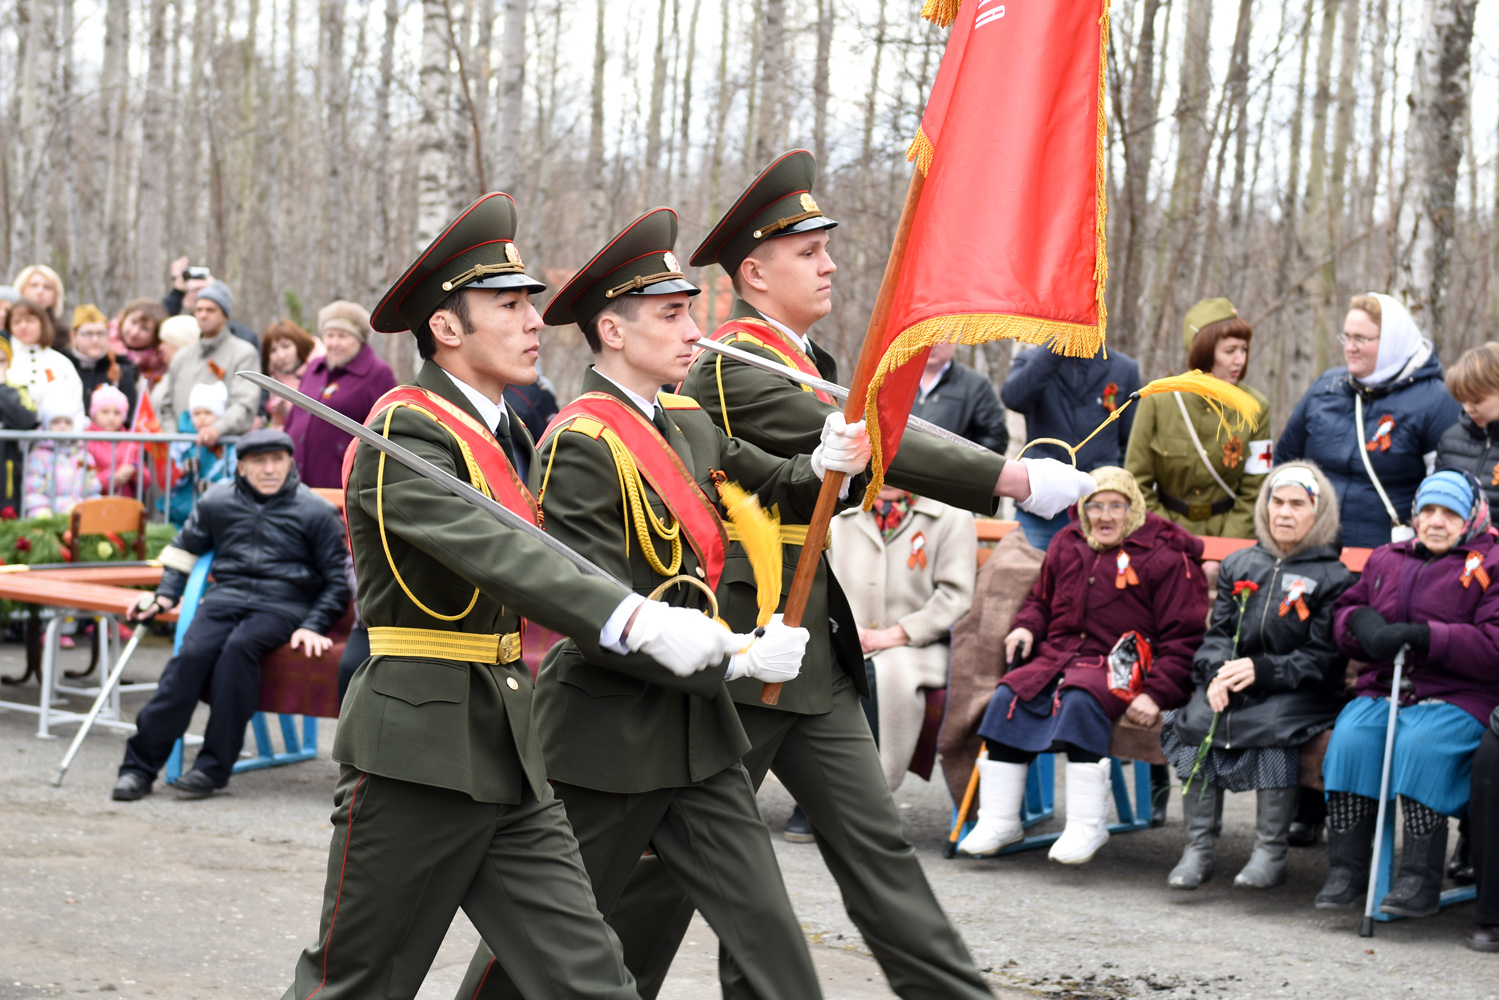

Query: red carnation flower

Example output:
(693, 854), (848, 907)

(14, 537), (32, 553)
(1232, 580), (1260, 597)
(0, 506), (15, 520)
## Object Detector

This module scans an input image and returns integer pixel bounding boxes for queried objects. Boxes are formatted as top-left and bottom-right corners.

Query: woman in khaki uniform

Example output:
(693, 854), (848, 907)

(1126, 297), (1273, 540)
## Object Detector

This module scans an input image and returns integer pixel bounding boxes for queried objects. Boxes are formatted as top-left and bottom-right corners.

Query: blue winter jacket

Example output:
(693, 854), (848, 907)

(1275, 349), (1459, 548)
(1001, 347), (1142, 471)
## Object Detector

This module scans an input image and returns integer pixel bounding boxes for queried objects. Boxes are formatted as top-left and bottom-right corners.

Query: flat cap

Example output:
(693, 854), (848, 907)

(236, 428), (296, 457)
(690, 150), (837, 276)
(371, 193), (546, 334)
(544, 208), (699, 329)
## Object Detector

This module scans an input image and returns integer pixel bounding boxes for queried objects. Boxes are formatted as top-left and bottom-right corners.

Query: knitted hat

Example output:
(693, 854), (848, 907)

(197, 280), (234, 318)
(188, 380), (228, 418)
(89, 384), (130, 419)
(317, 300), (371, 343)
(72, 303), (108, 329)
(1077, 465), (1147, 551)
(159, 314), (201, 350)
(1415, 469), (1476, 519)
(38, 388), (83, 429)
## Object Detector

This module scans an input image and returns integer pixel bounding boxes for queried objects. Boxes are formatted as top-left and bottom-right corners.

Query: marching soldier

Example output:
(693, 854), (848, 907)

(281, 194), (754, 1000)
(455, 207), (872, 1000)
(592, 152), (1098, 999)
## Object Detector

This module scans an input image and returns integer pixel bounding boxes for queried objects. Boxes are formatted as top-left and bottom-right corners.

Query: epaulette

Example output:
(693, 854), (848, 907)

(658, 392), (701, 410)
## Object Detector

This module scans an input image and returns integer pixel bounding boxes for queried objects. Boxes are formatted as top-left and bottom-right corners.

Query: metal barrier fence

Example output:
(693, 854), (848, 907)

(0, 429), (242, 523)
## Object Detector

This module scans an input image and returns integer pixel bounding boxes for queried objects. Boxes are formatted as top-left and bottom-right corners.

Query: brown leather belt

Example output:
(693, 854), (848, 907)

(1156, 489), (1233, 522)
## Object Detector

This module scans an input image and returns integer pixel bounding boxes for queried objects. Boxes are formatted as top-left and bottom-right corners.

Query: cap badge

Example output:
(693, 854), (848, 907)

(663, 250), (680, 272)
(800, 193), (819, 213)
(505, 243), (522, 265)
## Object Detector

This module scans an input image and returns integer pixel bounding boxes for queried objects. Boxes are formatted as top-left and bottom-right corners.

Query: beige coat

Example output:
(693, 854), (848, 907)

(830, 496), (976, 791)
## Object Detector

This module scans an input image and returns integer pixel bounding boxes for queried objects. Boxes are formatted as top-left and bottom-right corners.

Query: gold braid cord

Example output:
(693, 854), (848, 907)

(541, 420), (682, 578)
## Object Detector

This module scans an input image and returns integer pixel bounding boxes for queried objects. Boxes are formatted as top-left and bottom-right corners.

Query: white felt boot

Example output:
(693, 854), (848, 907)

(957, 758), (1028, 855)
(1049, 759), (1113, 864)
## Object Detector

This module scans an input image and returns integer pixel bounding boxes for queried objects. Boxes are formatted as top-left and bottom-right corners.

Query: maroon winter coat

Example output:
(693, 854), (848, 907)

(1005, 513), (1209, 720)
(1332, 532), (1499, 724)
(284, 342), (397, 488)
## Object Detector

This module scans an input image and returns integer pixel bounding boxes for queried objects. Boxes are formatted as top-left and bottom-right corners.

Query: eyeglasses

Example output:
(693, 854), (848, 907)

(1338, 332), (1379, 347)
(1084, 502), (1131, 515)
(74, 327), (110, 339)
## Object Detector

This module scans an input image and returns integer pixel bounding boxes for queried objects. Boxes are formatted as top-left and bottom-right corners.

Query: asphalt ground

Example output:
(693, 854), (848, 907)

(1, 634), (1493, 1000)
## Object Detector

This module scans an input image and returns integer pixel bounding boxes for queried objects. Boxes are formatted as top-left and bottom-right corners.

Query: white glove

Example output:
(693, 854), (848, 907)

(811, 412), (872, 478)
(1017, 458), (1098, 519)
(624, 600), (751, 678)
(726, 615), (809, 683)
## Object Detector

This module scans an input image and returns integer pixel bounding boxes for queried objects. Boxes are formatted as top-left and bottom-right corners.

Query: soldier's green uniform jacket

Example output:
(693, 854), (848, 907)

(679, 298), (1007, 715)
(533, 368), (838, 792)
(335, 361), (648, 804)
(1124, 384), (1272, 540)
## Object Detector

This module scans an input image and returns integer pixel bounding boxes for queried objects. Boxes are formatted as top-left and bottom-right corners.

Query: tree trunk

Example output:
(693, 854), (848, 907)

(135, 0), (171, 293)
(1114, 0), (1161, 354)
(491, 0), (527, 191)
(320, 0), (348, 299)
(753, 0), (784, 165)
(371, 0), (400, 294)
(97, 0), (130, 305)
(641, 0), (669, 202)
(14, 0), (54, 265)
(677, 0), (702, 181)
(701, 0), (732, 332)
(586, 0), (607, 230)
(417, 0), (453, 246)
(1299, 0), (1341, 379)
(1394, 0), (1479, 342)
(812, 0), (833, 167)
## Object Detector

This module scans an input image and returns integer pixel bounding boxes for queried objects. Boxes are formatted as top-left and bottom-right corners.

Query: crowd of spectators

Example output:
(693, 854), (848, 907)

(4, 257), (1496, 953)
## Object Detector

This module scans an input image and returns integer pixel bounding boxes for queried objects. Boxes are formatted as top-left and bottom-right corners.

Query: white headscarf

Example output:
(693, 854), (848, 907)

(1362, 293), (1429, 386)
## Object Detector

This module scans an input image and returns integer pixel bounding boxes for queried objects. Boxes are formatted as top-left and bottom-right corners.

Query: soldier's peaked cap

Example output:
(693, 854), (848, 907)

(370, 192), (547, 334)
(690, 150), (837, 275)
(543, 208), (699, 329)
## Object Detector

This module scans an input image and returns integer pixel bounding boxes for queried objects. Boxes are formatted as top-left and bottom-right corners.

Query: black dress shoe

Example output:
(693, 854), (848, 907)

(111, 772), (152, 801)
(1466, 925), (1499, 953)
(173, 769), (219, 800)
(783, 805), (815, 844)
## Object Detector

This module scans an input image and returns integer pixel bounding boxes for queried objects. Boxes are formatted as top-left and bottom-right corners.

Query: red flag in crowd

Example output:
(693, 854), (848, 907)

(130, 391), (173, 492)
(858, 0), (1111, 501)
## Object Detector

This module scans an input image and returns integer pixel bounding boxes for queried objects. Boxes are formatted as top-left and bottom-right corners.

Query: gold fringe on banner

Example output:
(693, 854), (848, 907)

(906, 127), (936, 177)
(859, 313), (1106, 507)
(920, 0), (962, 27)
(717, 480), (783, 626)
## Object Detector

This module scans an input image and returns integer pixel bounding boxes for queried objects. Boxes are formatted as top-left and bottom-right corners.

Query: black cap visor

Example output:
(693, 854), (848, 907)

(622, 277), (701, 298)
(466, 272), (548, 294)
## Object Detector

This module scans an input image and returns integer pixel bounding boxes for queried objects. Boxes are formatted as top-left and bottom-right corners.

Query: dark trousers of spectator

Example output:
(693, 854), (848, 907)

(121, 603), (300, 787)
(1473, 729), (1499, 926)
(336, 625), (370, 709)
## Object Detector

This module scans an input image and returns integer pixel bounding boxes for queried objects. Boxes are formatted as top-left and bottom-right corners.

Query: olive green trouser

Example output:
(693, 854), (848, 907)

(282, 766), (639, 1000)
(611, 677), (992, 1000)
(455, 761), (822, 1000)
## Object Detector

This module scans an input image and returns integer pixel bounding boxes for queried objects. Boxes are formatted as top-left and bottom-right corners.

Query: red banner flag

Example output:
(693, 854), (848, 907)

(859, 0), (1110, 502)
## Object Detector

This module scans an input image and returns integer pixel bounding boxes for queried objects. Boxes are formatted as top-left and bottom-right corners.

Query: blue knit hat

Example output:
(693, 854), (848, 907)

(1415, 469), (1476, 519)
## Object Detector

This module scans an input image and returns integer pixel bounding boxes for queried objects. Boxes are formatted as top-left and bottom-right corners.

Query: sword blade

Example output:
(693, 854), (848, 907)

(691, 338), (993, 455)
(238, 371), (623, 585)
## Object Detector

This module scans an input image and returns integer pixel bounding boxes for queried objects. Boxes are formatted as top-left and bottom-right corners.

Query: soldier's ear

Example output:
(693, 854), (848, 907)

(428, 309), (465, 350)
(594, 312), (626, 352)
(738, 256), (771, 295)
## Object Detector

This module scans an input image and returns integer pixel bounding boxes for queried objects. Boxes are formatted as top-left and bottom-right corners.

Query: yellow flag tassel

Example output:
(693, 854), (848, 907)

(717, 481), (782, 627)
(920, 0), (963, 27)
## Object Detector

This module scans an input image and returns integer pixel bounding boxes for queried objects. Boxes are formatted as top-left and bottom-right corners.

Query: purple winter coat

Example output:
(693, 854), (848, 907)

(1332, 533), (1499, 724)
(284, 343), (397, 489)
(1004, 513), (1209, 720)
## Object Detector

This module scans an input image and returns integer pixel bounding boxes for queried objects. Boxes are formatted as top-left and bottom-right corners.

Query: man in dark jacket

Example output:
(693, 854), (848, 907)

(909, 342), (1008, 453)
(1002, 343), (1142, 550)
(112, 429), (350, 801)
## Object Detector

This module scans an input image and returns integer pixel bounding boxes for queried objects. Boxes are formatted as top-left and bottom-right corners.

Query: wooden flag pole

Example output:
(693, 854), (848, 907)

(760, 167), (927, 705)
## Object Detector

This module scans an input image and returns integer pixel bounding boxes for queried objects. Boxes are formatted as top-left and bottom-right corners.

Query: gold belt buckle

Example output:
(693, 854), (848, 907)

(1187, 501), (1212, 522)
(498, 632), (522, 664)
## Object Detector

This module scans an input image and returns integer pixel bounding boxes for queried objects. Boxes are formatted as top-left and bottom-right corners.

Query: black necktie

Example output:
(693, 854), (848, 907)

(494, 414), (528, 482)
(652, 406), (672, 438)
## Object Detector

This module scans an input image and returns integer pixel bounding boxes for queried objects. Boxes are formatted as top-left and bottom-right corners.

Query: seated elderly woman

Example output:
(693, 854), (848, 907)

(1159, 463), (1353, 891)
(1318, 468), (1499, 917)
(959, 467), (1208, 863)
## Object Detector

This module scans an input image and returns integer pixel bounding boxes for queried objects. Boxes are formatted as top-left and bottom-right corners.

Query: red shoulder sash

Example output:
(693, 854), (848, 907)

(686, 318), (834, 404)
(342, 385), (539, 525)
(547, 392), (727, 589)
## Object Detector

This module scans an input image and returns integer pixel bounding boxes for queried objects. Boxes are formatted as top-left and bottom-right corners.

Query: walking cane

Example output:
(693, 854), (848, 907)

(945, 745), (987, 858)
(51, 616), (151, 788)
(1360, 644), (1408, 937)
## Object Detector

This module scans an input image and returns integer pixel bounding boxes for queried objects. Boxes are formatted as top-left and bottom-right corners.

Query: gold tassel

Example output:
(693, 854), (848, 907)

(717, 481), (782, 627)
(906, 127), (936, 177)
(1136, 370), (1261, 432)
(920, 0), (962, 27)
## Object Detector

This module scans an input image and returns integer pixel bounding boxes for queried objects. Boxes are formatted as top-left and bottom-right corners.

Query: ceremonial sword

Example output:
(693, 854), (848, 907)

(238, 371), (623, 585)
(691, 337), (991, 455)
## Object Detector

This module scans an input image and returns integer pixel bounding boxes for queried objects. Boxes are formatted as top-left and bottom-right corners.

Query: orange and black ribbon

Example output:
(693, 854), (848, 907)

(1366, 414), (1395, 453)
(1115, 550), (1139, 589)
(908, 531), (927, 570)
(1462, 551), (1490, 591)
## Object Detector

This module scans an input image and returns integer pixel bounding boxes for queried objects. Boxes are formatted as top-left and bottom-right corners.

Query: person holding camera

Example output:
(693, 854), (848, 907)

(158, 277), (262, 447)
(164, 257), (259, 349)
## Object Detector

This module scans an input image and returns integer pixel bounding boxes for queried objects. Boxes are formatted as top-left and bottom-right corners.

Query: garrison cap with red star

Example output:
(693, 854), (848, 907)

(371, 192), (547, 334)
(690, 149), (838, 277)
(543, 207), (699, 329)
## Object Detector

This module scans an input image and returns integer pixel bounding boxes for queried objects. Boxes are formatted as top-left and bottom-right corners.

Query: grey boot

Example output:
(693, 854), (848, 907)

(1168, 782), (1223, 890)
(1235, 786), (1297, 888)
